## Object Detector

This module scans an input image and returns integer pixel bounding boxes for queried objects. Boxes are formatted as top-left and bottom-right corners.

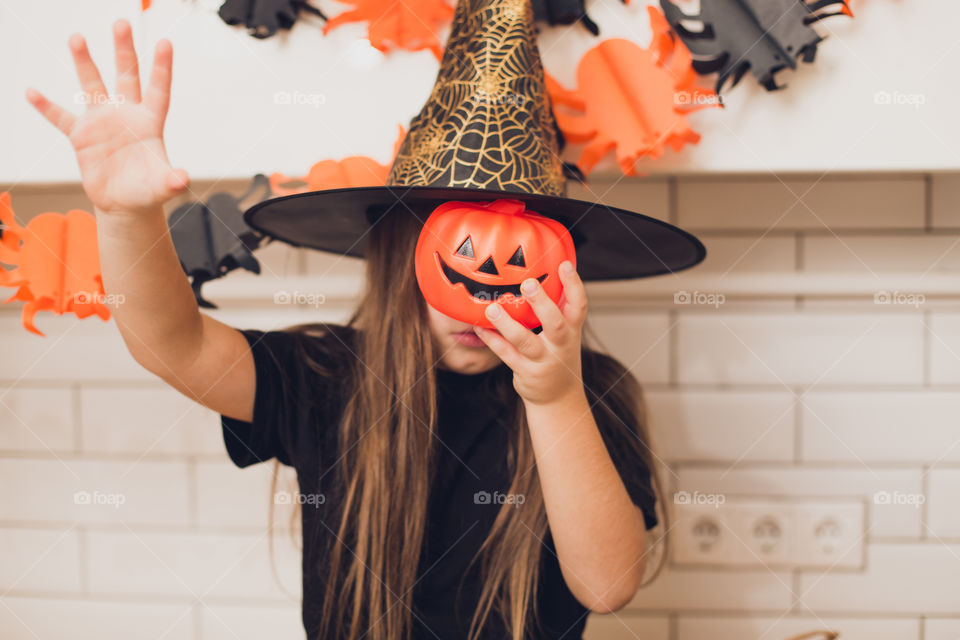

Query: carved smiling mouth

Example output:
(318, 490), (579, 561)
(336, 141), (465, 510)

(438, 254), (547, 301)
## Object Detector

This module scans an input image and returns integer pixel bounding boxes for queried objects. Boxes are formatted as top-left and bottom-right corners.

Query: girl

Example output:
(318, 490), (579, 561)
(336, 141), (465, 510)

(26, 19), (665, 640)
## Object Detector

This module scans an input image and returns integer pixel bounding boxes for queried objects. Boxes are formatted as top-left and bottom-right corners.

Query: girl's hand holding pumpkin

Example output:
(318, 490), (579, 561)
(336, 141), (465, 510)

(473, 260), (587, 407)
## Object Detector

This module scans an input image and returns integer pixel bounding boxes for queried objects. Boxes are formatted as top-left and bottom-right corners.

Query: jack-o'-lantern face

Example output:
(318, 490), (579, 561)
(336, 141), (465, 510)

(414, 198), (576, 329)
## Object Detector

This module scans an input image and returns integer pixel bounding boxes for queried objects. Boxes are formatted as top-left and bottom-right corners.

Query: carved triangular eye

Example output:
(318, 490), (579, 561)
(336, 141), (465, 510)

(456, 236), (474, 259)
(506, 246), (525, 267)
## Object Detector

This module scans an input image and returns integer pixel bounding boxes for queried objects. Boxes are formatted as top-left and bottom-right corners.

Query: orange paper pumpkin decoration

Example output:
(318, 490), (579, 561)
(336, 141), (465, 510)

(546, 6), (719, 176)
(269, 125), (406, 197)
(0, 192), (111, 336)
(415, 199), (575, 329)
(323, 0), (454, 58)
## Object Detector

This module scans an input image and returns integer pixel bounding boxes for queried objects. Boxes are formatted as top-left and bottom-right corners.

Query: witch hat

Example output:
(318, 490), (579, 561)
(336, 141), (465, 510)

(242, 0), (706, 281)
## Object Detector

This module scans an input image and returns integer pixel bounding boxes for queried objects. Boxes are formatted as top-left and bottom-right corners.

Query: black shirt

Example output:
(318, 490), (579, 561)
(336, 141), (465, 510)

(220, 325), (658, 640)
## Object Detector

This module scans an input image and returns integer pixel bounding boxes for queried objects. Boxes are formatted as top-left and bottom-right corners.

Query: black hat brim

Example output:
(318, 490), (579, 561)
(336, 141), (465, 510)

(243, 185), (706, 281)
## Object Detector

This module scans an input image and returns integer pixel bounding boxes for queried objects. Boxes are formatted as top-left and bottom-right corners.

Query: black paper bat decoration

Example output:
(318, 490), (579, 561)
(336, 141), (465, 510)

(168, 174), (271, 309)
(531, 0), (607, 36)
(218, 0), (326, 38)
(659, 0), (852, 93)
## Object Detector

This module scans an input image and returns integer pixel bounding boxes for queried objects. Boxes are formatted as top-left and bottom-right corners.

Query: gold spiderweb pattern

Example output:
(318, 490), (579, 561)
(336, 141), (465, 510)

(385, 0), (567, 196)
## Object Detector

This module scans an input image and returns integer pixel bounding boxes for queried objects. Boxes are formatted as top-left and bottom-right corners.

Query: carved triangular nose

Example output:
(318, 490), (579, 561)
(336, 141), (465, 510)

(477, 256), (499, 275)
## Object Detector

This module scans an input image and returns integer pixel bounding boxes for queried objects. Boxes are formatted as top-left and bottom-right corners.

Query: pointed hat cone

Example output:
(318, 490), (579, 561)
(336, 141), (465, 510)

(242, 0), (706, 280)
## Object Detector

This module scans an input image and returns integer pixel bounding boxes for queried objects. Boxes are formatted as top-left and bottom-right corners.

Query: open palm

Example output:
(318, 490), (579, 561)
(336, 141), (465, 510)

(26, 19), (189, 215)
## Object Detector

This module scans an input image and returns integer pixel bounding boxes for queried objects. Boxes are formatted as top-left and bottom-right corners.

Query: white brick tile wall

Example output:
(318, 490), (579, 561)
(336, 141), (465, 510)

(0, 527), (82, 592)
(0, 458), (191, 526)
(200, 603), (304, 640)
(931, 174), (960, 228)
(926, 469), (960, 538)
(0, 387), (73, 452)
(6, 174), (956, 639)
(798, 544), (960, 614)
(677, 616), (920, 640)
(86, 530), (302, 599)
(646, 390), (795, 462)
(801, 391), (960, 462)
(566, 178), (671, 222)
(926, 619), (960, 640)
(587, 312), (672, 384)
(629, 565), (793, 611)
(677, 467), (922, 537)
(690, 235), (797, 274)
(80, 386), (223, 456)
(928, 314), (960, 383)
(0, 596), (194, 640)
(0, 315), (152, 381)
(676, 313), (924, 385)
(802, 235), (960, 274)
(675, 177), (925, 231)
(195, 460), (298, 530)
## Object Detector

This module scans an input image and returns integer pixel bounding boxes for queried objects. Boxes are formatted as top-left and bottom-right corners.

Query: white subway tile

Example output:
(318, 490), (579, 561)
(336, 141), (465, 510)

(201, 603), (304, 640)
(646, 390), (795, 462)
(567, 177), (671, 222)
(931, 174), (960, 228)
(802, 235), (960, 274)
(195, 460), (298, 529)
(677, 616), (919, 640)
(0, 459), (190, 526)
(927, 618), (960, 640)
(929, 314), (960, 383)
(0, 387), (73, 453)
(80, 386), (222, 455)
(677, 313), (924, 385)
(691, 235), (796, 274)
(0, 596), (193, 640)
(0, 315), (152, 381)
(676, 177), (924, 230)
(0, 528), (82, 592)
(587, 313), (672, 385)
(303, 250), (367, 279)
(583, 613), (669, 640)
(802, 391), (960, 462)
(798, 543), (960, 614)
(628, 565), (792, 611)
(678, 467), (922, 537)
(927, 469), (960, 538)
(86, 530), (301, 599)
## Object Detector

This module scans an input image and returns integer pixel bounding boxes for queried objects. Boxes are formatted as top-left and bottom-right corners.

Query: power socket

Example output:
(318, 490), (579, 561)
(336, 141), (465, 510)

(671, 495), (865, 569)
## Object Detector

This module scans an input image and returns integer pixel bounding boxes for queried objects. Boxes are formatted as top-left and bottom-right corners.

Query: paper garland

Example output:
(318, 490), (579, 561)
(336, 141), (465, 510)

(546, 6), (719, 177)
(0, 192), (111, 336)
(659, 0), (853, 93)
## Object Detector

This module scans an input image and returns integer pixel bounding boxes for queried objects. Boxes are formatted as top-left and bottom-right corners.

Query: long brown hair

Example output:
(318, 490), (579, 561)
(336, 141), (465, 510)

(269, 206), (668, 640)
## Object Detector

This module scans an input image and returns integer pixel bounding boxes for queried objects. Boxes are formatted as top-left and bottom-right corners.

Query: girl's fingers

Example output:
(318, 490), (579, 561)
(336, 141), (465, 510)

(472, 325), (525, 371)
(484, 302), (543, 360)
(519, 276), (568, 343)
(69, 34), (109, 108)
(25, 88), (76, 137)
(113, 20), (141, 103)
(143, 39), (173, 121)
(557, 260), (588, 328)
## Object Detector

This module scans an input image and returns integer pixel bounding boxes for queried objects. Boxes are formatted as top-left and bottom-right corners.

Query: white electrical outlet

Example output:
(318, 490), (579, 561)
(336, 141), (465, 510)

(795, 501), (865, 568)
(671, 496), (865, 569)
(671, 501), (733, 565)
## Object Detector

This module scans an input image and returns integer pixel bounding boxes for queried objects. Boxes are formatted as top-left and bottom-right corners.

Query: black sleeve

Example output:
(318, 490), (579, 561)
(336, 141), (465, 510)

(220, 328), (319, 469)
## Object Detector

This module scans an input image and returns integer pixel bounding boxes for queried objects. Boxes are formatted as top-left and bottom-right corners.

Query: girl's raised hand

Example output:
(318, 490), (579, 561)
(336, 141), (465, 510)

(473, 260), (588, 406)
(25, 19), (189, 216)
